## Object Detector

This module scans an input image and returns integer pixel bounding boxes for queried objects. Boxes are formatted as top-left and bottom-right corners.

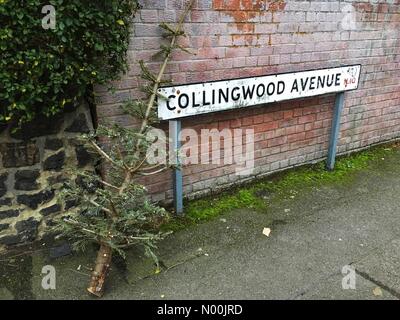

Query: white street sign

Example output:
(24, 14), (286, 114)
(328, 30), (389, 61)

(157, 65), (361, 120)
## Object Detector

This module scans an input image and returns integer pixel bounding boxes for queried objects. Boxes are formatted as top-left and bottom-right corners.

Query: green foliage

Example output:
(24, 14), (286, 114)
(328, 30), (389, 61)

(55, 120), (171, 263)
(0, 0), (138, 125)
(57, 176), (169, 261)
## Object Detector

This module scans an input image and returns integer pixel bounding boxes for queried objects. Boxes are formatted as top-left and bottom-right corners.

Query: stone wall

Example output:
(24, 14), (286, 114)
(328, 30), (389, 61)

(95, 0), (400, 203)
(0, 104), (94, 251)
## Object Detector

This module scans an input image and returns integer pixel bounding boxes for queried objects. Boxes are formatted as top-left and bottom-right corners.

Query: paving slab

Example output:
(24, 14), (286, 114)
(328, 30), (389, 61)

(353, 238), (400, 299)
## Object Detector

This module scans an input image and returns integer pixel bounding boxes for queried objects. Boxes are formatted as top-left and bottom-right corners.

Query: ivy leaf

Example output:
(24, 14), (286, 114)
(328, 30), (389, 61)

(95, 43), (104, 51)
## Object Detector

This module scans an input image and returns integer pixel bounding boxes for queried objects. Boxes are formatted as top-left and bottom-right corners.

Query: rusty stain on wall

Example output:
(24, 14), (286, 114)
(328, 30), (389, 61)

(352, 1), (395, 14)
(352, 1), (399, 35)
(213, 0), (286, 45)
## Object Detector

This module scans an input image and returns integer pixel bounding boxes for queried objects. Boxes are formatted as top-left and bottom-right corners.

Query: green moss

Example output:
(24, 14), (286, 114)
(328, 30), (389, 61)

(186, 189), (264, 221)
(161, 217), (189, 232)
(255, 147), (389, 194)
(162, 142), (399, 232)
(161, 189), (264, 232)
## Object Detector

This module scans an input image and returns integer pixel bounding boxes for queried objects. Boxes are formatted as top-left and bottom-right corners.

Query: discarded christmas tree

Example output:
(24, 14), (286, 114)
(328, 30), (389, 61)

(55, 1), (193, 297)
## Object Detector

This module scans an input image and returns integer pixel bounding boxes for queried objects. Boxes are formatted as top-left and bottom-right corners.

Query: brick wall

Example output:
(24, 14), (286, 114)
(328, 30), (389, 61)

(95, 0), (400, 203)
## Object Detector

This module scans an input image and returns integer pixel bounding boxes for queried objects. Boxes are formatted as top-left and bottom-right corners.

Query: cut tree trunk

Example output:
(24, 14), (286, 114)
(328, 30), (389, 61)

(87, 242), (112, 297)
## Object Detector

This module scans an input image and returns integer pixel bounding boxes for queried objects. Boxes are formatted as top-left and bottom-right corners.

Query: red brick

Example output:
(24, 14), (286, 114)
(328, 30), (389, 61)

(298, 114), (316, 124)
(254, 122), (279, 133)
(268, 136), (287, 147)
(288, 132), (306, 143)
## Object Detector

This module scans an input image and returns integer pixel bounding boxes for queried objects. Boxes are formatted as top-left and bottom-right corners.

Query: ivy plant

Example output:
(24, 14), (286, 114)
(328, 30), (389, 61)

(0, 0), (138, 125)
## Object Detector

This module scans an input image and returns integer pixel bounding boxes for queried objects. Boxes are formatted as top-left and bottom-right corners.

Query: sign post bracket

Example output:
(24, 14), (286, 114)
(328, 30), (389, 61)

(326, 92), (345, 171)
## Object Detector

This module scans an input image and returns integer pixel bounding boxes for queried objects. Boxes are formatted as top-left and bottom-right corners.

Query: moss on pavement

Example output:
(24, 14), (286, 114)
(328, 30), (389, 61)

(162, 141), (400, 232)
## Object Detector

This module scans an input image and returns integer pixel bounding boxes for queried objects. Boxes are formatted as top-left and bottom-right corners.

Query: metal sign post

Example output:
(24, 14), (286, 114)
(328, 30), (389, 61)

(170, 120), (183, 215)
(327, 92), (345, 171)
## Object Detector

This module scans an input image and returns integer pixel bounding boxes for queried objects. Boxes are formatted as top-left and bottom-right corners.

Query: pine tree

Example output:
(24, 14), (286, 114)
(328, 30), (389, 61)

(55, 1), (194, 297)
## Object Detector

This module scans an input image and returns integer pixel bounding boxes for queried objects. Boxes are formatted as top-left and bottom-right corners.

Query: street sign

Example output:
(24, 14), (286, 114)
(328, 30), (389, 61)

(158, 65), (361, 120)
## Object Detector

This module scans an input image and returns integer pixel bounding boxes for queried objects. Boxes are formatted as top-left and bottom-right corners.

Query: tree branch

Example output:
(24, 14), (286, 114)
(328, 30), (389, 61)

(89, 140), (121, 168)
(138, 0), (194, 135)
(97, 179), (120, 191)
(89, 199), (113, 215)
(137, 166), (168, 176)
